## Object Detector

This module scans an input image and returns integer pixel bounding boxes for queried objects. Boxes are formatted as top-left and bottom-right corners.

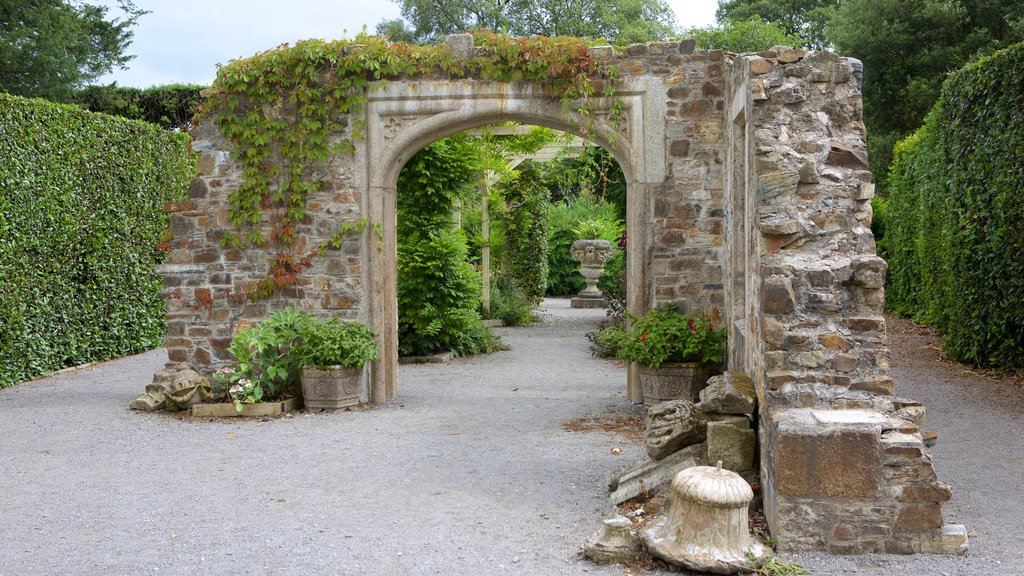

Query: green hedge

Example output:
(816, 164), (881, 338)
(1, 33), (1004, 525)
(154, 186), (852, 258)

(885, 42), (1024, 368)
(65, 84), (206, 130)
(0, 93), (195, 386)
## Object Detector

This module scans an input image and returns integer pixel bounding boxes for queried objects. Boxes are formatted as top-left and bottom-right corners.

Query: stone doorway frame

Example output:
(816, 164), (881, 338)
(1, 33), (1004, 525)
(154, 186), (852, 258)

(358, 78), (664, 403)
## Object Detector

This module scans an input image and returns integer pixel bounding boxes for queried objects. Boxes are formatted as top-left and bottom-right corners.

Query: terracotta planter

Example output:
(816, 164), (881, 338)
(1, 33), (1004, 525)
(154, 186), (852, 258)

(301, 365), (363, 411)
(638, 362), (711, 406)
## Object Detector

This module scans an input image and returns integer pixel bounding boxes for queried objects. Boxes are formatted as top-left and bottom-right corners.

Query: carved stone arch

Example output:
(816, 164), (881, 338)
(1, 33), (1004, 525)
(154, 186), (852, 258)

(355, 78), (662, 402)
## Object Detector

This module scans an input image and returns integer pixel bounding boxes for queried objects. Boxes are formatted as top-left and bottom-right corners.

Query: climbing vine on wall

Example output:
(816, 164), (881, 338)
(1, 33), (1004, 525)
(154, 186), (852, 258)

(201, 30), (622, 253)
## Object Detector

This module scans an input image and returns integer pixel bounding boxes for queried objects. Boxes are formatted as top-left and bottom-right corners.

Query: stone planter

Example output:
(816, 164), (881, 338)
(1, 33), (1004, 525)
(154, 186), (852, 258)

(191, 397), (302, 417)
(638, 362), (711, 406)
(301, 365), (363, 411)
(570, 239), (615, 308)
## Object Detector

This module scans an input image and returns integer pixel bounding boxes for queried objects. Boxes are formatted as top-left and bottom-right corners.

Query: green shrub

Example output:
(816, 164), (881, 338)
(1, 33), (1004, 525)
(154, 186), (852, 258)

(885, 42), (1024, 368)
(498, 162), (549, 301)
(610, 305), (726, 368)
(487, 277), (539, 326)
(396, 137), (503, 357)
(545, 198), (621, 296)
(301, 318), (379, 369)
(65, 84), (206, 130)
(0, 93), (194, 387)
(212, 308), (311, 404)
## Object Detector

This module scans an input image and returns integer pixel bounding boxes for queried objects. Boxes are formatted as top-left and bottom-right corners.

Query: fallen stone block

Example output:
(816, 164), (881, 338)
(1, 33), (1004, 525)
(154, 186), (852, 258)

(609, 443), (706, 505)
(699, 371), (756, 416)
(707, 418), (756, 477)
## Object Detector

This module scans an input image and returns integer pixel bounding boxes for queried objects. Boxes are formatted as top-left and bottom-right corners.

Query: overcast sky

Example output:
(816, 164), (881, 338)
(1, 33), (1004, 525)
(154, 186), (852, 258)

(95, 0), (719, 88)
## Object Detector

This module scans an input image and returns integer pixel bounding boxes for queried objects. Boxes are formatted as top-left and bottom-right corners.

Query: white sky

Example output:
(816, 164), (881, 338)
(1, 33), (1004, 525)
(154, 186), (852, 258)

(96, 0), (719, 88)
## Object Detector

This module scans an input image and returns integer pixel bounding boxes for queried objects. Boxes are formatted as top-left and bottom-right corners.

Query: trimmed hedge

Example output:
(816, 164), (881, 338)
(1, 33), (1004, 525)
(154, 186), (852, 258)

(0, 93), (195, 386)
(885, 42), (1024, 368)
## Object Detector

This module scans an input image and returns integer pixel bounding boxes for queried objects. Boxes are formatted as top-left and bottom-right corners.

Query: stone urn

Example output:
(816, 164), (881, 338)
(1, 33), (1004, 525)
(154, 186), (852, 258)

(642, 462), (771, 574)
(300, 365), (363, 411)
(570, 238), (615, 308)
(639, 362), (711, 406)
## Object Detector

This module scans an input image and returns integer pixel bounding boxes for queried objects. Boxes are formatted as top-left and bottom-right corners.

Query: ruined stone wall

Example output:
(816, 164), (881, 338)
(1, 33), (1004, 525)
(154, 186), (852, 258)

(162, 123), (366, 369)
(161, 36), (964, 556)
(722, 48), (966, 555)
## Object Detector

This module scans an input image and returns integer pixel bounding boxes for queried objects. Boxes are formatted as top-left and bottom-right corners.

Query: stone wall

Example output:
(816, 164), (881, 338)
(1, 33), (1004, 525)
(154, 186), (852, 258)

(721, 48), (966, 554)
(159, 36), (963, 555)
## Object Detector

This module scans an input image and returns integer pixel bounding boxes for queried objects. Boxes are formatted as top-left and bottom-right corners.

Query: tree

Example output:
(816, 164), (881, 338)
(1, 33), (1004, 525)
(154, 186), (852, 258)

(683, 16), (802, 53)
(0, 0), (146, 100)
(715, 0), (839, 49)
(376, 0), (678, 45)
(831, 0), (1024, 183)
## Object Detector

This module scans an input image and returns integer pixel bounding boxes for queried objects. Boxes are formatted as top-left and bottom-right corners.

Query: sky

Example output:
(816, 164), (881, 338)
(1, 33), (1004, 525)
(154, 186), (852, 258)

(95, 0), (719, 88)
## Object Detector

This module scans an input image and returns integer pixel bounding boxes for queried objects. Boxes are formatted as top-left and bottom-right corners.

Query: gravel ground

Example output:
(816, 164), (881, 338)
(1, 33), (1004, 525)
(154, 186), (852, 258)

(1, 303), (1021, 576)
(0, 299), (645, 576)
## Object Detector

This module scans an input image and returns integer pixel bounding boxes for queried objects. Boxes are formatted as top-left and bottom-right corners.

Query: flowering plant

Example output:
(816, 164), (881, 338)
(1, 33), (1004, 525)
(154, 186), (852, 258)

(611, 305), (726, 368)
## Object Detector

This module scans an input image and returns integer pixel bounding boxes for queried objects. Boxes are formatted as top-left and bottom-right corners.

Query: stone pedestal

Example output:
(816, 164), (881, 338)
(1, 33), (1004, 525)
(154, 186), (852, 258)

(570, 239), (614, 308)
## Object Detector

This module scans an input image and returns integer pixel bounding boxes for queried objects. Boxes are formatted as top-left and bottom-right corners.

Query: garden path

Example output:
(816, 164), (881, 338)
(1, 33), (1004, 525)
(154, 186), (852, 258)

(0, 301), (1021, 575)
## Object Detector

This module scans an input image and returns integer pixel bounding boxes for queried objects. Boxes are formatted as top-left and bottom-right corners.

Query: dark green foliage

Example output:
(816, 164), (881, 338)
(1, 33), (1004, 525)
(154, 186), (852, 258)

(832, 0), (1024, 186)
(683, 16), (803, 53)
(545, 198), (620, 296)
(885, 43), (1024, 368)
(487, 277), (539, 326)
(396, 137), (502, 357)
(546, 226), (587, 296)
(598, 247), (626, 301)
(0, 93), (194, 386)
(0, 0), (146, 100)
(65, 84), (206, 130)
(498, 162), (549, 301)
(377, 0), (678, 45)
(715, 0), (838, 49)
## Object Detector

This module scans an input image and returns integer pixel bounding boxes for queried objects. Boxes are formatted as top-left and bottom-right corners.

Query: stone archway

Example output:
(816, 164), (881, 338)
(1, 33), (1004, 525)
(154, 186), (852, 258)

(163, 35), (965, 555)
(358, 79), (661, 403)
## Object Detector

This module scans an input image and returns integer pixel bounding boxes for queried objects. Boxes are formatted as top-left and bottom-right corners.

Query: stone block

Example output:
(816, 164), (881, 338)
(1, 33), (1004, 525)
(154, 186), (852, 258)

(756, 171), (799, 201)
(444, 34), (474, 59)
(762, 276), (796, 315)
(699, 371), (756, 415)
(827, 142), (869, 169)
(609, 443), (705, 505)
(895, 504), (943, 532)
(774, 409), (880, 499)
(916, 524), (969, 555)
(706, 419), (755, 476)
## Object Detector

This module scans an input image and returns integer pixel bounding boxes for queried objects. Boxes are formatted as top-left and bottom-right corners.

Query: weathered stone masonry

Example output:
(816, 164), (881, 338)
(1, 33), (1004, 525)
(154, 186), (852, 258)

(160, 35), (965, 554)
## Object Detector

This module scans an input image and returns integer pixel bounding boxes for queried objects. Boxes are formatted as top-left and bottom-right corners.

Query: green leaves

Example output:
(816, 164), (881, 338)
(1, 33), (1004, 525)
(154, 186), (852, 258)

(885, 42), (1024, 369)
(0, 93), (195, 386)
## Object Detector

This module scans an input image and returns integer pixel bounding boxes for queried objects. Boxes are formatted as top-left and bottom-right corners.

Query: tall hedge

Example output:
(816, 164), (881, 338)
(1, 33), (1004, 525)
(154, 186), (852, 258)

(0, 93), (195, 386)
(885, 42), (1024, 368)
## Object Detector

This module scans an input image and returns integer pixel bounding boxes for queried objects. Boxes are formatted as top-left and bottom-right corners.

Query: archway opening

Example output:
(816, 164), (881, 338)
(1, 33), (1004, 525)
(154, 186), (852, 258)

(390, 122), (631, 365)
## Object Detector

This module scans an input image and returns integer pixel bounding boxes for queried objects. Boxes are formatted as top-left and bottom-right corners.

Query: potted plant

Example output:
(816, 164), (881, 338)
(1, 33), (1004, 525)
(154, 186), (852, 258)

(610, 305), (726, 405)
(299, 318), (379, 411)
(211, 307), (312, 414)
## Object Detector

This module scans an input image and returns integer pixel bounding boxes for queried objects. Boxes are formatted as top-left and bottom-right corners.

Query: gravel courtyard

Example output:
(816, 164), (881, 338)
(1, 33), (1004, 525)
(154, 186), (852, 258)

(1, 300), (1020, 575)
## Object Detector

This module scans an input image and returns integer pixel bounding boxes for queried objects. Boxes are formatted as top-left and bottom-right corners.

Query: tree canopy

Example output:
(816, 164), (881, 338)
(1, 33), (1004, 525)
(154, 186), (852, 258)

(715, 0), (838, 49)
(683, 16), (802, 53)
(0, 0), (146, 100)
(377, 0), (678, 45)
(830, 0), (1024, 180)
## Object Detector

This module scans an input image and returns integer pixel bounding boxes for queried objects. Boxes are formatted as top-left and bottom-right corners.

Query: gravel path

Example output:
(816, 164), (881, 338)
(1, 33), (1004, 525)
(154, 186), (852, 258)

(0, 299), (645, 576)
(1, 304), (1021, 576)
